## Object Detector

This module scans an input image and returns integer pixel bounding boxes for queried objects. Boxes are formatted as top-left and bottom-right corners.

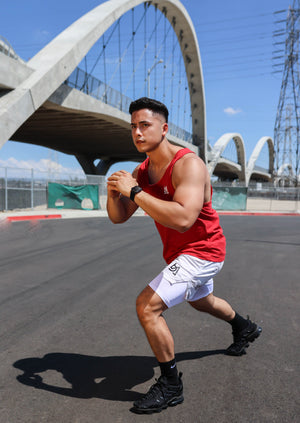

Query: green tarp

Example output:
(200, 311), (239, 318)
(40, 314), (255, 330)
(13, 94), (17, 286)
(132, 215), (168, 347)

(212, 187), (248, 211)
(48, 183), (99, 210)
(47, 183), (246, 212)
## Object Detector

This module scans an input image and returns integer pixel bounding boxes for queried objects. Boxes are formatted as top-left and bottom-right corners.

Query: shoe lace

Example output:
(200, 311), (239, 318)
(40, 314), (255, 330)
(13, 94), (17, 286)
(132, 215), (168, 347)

(142, 373), (182, 401)
(142, 378), (165, 401)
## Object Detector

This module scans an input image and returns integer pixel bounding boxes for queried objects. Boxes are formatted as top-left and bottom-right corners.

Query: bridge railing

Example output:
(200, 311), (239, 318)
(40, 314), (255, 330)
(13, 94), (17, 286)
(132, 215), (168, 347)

(252, 165), (270, 175)
(65, 67), (192, 143)
(65, 67), (132, 113)
(0, 35), (24, 62)
(168, 122), (193, 143)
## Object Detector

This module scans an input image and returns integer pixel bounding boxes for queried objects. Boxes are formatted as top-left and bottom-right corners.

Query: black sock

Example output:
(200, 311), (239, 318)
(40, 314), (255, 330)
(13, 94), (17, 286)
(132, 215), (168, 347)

(228, 312), (249, 332)
(159, 358), (179, 384)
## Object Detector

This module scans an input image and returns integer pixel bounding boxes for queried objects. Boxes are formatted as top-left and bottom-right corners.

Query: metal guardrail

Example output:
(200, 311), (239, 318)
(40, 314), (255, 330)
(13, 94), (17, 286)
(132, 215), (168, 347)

(0, 35), (25, 62)
(65, 67), (132, 114)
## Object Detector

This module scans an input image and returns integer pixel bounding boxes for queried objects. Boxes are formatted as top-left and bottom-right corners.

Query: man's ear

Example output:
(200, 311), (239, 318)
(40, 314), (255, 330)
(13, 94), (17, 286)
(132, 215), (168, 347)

(162, 122), (168, 136)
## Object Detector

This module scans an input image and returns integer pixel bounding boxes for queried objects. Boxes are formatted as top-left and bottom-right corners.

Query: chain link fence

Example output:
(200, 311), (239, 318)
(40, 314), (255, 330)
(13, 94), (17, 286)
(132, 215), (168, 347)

(246, 183), (300, 212)
(0, 167), (299, 212)
(0, 167), (106, 211)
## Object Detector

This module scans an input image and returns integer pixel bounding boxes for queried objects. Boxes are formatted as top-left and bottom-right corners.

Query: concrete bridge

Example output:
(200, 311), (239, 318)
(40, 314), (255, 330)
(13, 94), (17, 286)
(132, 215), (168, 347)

(0, 0), (274, 183)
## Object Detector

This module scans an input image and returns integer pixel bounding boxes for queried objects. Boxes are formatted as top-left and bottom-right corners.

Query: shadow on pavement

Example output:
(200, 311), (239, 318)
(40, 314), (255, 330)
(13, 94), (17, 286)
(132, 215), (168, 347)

(13, 350), (225, 402)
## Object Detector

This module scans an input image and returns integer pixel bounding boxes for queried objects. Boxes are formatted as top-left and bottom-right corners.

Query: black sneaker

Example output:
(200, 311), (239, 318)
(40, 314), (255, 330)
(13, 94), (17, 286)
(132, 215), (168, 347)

(131, 372), (184, 414)
(226, 318), (262, 356)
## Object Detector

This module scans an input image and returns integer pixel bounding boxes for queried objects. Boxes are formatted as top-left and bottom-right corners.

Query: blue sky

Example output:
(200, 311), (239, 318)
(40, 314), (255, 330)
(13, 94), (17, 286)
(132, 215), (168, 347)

(0, 0), (291, 175)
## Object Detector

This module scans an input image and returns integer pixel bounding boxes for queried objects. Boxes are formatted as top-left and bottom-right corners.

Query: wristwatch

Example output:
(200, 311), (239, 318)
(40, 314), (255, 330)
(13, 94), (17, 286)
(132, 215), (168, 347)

(130, 185), (142, 202)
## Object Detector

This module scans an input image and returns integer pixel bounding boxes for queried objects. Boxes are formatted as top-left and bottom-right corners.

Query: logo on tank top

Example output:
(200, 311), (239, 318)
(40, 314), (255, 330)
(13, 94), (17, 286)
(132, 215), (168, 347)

(164, 186), (169, 195)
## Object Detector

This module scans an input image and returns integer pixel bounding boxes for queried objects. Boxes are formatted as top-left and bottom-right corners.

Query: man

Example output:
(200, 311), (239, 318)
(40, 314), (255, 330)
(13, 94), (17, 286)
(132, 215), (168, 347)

(107, 97), (261, 414)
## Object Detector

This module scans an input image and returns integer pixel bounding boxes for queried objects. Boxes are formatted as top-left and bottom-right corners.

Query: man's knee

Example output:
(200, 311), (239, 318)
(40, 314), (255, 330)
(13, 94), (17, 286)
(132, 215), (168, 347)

(136, 293), (145, 322)
(136, 290), (153, 326)
(136, 286), (166, 327)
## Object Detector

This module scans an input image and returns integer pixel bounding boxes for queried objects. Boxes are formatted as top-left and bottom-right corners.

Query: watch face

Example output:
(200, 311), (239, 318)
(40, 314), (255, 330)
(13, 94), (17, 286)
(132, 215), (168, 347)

(130, 186), (142, 201)
(133, 186), (141, 193)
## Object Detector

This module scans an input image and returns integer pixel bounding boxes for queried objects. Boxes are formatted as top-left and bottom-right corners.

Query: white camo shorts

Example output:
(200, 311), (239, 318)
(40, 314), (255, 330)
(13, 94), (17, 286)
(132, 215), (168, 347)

(149, 254), (224, 308)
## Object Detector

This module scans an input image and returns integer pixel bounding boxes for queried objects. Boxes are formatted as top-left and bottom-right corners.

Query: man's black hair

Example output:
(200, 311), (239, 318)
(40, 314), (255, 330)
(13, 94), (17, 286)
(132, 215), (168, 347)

(129, 97), (169, 123)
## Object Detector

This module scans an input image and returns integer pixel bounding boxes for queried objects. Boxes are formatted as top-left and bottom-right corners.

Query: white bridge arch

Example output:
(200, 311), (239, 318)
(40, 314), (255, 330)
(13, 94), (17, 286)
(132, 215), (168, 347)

(246, 136), (274, 185)
(207, 133), (246, 182)
(0, 0), (207, 160)
(208, 134), (274, 184)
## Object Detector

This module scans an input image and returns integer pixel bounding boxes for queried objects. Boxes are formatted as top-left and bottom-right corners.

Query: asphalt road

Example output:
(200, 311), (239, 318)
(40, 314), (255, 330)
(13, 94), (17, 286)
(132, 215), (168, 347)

(0, 215), (299, 423)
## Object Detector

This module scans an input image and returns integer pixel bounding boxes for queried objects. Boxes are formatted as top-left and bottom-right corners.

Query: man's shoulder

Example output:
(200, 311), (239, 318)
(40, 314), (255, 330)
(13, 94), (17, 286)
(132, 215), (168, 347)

(172, 152), (207, 188)
(174, 152), (205, 171)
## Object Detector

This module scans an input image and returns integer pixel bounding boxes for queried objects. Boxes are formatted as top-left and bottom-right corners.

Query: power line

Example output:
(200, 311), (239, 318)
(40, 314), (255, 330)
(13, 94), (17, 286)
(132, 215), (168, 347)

(204, 71), (272, 82)
(204, 63), (272, 76)
(200, 33), (273, 48)
(201, 43), (272, 56)
(202, 54), (270, 67)
(192, 11), (276, 27)
(195, 21), (274, 35)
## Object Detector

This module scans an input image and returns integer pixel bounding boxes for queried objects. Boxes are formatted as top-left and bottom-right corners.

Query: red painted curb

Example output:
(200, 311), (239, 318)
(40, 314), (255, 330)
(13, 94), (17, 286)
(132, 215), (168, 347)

(218, 212), (299, 216)
(6, 214), (62, 222)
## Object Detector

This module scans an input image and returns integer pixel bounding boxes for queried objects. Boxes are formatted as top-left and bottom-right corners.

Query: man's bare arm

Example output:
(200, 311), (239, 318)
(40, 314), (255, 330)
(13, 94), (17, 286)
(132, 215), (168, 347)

(108, 155), (207, 232)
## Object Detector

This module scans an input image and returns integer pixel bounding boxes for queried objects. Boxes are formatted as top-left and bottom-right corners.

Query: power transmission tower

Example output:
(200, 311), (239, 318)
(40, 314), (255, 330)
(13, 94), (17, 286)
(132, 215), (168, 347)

(273, 1), (300, 186)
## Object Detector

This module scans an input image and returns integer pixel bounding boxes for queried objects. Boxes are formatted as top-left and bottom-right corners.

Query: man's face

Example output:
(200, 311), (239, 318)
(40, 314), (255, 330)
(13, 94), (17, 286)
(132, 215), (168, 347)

(130, 108), (168, 154)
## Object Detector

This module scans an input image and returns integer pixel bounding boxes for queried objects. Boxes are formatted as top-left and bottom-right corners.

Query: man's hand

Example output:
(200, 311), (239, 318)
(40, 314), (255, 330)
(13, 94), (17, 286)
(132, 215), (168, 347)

(106, 180), (120, 198)
(106, 166), (140, 224)
(107, 170), (138, 198)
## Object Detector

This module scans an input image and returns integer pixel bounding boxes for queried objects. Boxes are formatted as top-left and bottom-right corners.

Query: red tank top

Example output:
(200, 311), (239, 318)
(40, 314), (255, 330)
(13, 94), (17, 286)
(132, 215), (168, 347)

(137, 148), (226, 264)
